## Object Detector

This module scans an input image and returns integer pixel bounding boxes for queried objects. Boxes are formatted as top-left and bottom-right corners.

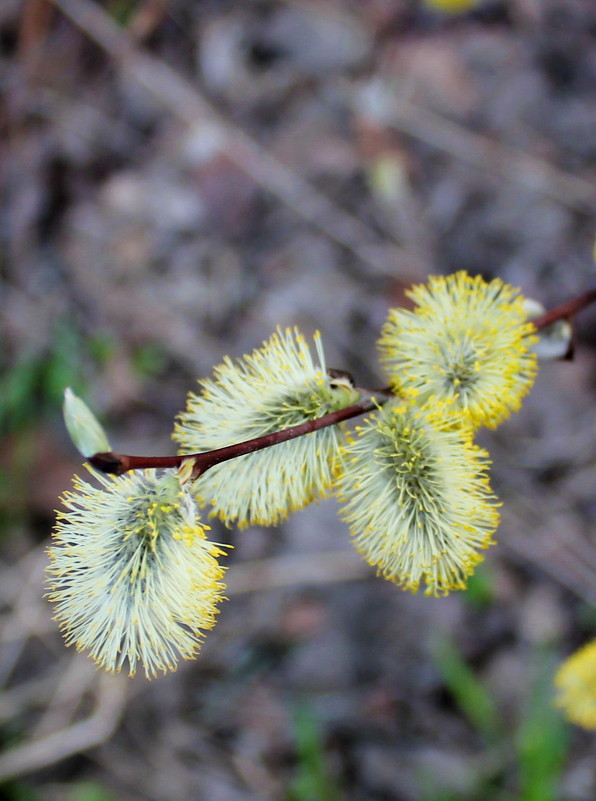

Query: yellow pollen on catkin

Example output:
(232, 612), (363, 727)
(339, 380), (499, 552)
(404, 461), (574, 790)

(337, 401), (500, 596)
(46, 468), (227, 678)
(173, 328), (358, 528)
(554, 640), (596, 729)
(378, 271), (538, 429)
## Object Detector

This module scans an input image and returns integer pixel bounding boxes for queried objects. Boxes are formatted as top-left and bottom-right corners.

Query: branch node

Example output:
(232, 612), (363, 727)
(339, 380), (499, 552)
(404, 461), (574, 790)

(88, 452), (125, 475)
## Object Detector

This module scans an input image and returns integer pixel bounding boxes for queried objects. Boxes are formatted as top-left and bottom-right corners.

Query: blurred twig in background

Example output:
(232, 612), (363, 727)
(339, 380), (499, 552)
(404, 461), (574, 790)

(48, 0), (426, 282)
(0, 672), (126, 783)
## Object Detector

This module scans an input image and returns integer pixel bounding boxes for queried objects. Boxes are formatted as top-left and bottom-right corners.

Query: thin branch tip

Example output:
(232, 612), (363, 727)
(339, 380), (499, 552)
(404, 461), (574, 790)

(88, 452), (125, 475)
(532, 288), (596, 331)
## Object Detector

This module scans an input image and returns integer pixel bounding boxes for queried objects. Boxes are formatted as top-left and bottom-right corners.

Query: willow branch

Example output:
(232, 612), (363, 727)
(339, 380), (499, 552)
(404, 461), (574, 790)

(89, 389), (392, 478)
(88, 287), (596, 478)
(530, 289), (596, 331)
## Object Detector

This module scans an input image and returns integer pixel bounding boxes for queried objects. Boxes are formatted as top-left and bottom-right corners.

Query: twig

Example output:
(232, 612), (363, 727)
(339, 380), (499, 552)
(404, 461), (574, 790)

(531, 289), (596, 331)
(0, 670), (62, 725)
(32, 658), (98, 739)
(388, 98), (596, 214)
(89, 389), (388, 476)
(0, 548), (48, 689)
(507, 539), (596, 605)
(17, 0), (55, 63)
(127, 0), (167, 42)
(0, 673), (126, 782)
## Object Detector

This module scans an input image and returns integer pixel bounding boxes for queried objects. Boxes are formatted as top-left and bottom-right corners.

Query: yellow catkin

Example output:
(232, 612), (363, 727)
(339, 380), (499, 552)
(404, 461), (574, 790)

(378, 271), (538, 430)
(47, 468), (227, 678)
(423, 0), (478, 14)
(554, 640), (596, 729)
(173, 328), (359, 528)
(337, 400), (500, 596)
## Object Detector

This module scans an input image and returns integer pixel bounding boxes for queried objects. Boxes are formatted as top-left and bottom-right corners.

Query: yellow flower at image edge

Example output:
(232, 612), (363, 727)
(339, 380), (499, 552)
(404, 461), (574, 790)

(378, 271), (538, 429)
(338, 401), (500, 596)
(423, 0), (478, 13)
(47, 468), (227, 678)
(555, 640), (596, 729)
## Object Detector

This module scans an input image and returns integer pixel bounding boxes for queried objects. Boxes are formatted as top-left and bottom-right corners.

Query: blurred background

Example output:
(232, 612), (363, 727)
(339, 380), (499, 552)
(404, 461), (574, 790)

(1, 0), (596, 799)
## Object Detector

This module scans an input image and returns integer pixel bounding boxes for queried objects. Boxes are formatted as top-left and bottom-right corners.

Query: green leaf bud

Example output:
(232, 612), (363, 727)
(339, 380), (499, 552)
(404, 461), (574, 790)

(63, 388), (111, 458)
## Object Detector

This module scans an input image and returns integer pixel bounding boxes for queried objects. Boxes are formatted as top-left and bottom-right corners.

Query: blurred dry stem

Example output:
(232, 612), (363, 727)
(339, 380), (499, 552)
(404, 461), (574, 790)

(127, 0), (168, 43)
(0, 547), (49, 686)
(501, 506), (596, 606)
(387, 97), (596, 214)
(17, 0), (55, 63)
(48, 0), (425, 281)
(0, 672), (126, 782)
(0, 548), (128, 782)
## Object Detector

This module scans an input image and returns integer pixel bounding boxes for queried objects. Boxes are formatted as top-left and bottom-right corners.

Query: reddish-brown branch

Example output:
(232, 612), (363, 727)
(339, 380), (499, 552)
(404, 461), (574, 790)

(89, 392), (387, 477)
(88, 288), (596, 478)
(89, 452), (181, 474)
(531, 289), (596, 331)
